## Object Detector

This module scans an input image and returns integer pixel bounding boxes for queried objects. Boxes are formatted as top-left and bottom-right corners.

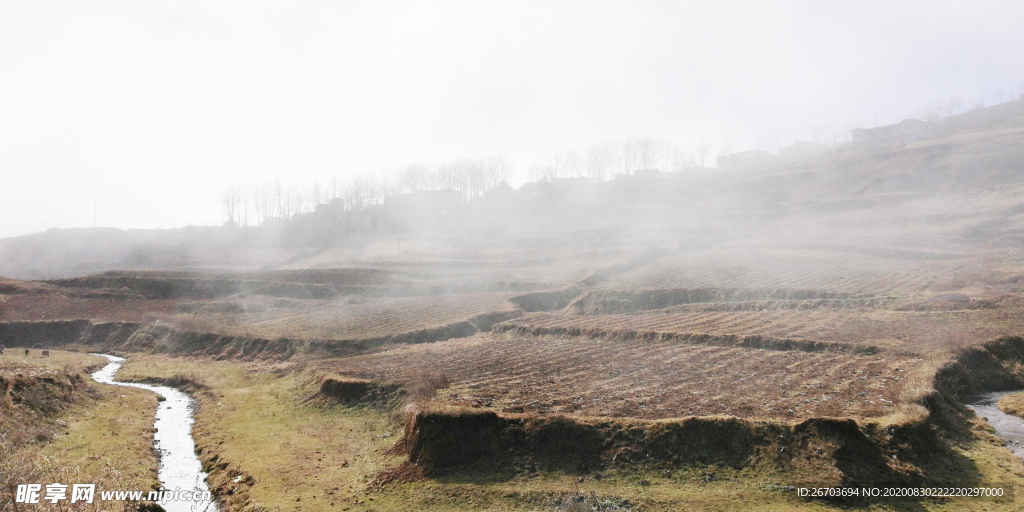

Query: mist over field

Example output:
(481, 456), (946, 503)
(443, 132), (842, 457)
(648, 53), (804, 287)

(5, 3), (1024, 511)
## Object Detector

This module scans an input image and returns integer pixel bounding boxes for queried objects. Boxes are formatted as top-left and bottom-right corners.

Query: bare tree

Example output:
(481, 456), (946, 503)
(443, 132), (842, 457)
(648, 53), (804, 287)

(398, 164), (429, 194)
(309, 181), (327, 209)
(329, 176), (343, 200)
(549, 151), (568, 179)
(345, 176), (367, 212)
(486, 154), (514, 187)
(586, 142), (616, 182)
(694, 137), (712, 168)
(621, 139), (640, 174)
(220, 184), (243, 226)
(554, 149), (582, 178)
(972, 93), (987, 110)
(948, 97), (963, 116)
(717, 140), (732, 158)
(670, 146), (696, 171)
(637, 137), (660, 170)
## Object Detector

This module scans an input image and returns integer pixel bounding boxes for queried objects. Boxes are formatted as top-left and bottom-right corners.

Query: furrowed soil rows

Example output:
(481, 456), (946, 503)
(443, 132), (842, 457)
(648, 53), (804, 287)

(0, 294), (179, 322)
(318, 333), (923, 420)
(505, 307), (1024, 351)
(603, 248), (980, 295)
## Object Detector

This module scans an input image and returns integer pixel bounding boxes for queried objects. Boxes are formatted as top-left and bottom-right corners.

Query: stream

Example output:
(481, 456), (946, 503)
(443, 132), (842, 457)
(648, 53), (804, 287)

(967, 390), (1024, 460)
(91, 355), (217, 512)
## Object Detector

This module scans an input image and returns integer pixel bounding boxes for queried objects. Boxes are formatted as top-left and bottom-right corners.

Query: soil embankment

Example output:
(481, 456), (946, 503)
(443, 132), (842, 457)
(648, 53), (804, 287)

(933, 336), (1024, 399)
(566, 288), (868, 315)
(0, 312), (522, 361)
(401, 399), (968, 488)
(493, 323), (881, 354)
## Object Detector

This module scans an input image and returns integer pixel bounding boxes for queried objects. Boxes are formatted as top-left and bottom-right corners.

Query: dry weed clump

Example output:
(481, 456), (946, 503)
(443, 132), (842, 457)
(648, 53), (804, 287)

(130, 372), (209, 394)
(550, 491), (633, 512)
(389, 369), (453, 447)
(0, 452), (140, 512)
(405, 368), (452, 404)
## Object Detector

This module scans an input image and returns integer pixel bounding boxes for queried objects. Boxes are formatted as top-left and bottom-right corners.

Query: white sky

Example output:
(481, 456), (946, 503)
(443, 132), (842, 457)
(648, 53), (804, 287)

(1, 0), (1022, 237)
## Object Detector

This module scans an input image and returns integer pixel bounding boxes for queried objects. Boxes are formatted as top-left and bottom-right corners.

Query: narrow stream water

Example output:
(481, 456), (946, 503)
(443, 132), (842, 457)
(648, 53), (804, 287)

(967, 390), (1024, 459)
(91, 354), (217, 512)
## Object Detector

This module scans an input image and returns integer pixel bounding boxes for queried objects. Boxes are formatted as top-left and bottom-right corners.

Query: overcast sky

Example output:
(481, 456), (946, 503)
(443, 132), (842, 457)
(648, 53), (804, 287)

(1, 0), (1022, 237)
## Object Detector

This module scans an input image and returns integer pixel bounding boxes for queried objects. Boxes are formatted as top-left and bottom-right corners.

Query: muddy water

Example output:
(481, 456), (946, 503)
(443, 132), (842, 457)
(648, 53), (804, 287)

(91, 355), (217, 512)
(968, 390), (1024, 460)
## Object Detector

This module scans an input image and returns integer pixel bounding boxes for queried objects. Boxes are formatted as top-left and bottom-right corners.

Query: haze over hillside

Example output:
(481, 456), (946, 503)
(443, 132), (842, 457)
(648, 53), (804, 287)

(3, 96), (1023, 281)
(3, 1), (1023, 238)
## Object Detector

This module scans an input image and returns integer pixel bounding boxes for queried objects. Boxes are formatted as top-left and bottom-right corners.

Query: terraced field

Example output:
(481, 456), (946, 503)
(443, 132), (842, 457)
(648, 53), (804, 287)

(317, 333), (926, 420)
(0, 293), (180, 322)
(173, 292), (521, 340)
(598, 247), (987, 295)
(503, 305), (1024, 352)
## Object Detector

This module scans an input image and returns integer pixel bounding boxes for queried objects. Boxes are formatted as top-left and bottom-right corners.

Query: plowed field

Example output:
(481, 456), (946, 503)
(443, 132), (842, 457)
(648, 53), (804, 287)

(318, 333), (924, 420)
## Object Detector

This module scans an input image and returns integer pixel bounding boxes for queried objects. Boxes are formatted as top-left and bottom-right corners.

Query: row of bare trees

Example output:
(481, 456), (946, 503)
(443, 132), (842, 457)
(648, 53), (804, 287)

(220, 133), (741, 226)
(221, 154), (515, 226)
(528, 137), (716, 182)
(220, 135), (732, 226)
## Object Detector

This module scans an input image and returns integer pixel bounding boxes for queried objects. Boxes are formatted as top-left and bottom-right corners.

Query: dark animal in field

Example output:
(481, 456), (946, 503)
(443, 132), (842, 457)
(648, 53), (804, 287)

(42, 350), (50, 357)
(0, 344), (5, 355)
(25, 349), (30, 356)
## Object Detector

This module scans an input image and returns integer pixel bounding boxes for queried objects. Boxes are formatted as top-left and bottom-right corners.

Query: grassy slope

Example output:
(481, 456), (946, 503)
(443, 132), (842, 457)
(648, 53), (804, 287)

(1, 350), (160, 507)
(38, 383), (161, 494)
(0, 348), (106, 374)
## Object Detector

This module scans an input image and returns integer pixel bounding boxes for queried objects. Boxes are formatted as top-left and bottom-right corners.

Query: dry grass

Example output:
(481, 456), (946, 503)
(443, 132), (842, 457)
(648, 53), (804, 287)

(117, 354), (404, 512)
(404, 368), (452, 404)
(0, 350), (157, 512)
(34, 383), (162, 499)
(0, 350), (107, 375)
(997, 392), (1024, 418)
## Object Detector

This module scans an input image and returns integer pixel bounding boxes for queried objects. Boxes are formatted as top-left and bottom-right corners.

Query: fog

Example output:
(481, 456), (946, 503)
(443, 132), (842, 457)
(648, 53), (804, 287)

(1, 0), (1023, 238)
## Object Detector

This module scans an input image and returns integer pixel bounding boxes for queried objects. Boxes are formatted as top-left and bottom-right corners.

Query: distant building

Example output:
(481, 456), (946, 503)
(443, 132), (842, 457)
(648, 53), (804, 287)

(633, 168), (662, 177)
(314, 198), (345, 218)
(483, 183), (515, 201)
(852, 118), (937, 146)
(716, 150), (770, 171)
